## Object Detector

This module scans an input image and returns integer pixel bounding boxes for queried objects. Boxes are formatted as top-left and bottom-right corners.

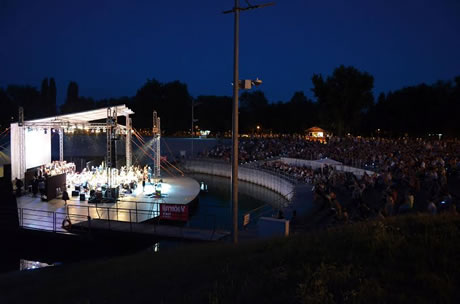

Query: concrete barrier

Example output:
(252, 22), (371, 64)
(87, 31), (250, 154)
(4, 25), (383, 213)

(258, 217), (289, 238)
(183, 160), (295, 201)
(280, 157), (376, 178)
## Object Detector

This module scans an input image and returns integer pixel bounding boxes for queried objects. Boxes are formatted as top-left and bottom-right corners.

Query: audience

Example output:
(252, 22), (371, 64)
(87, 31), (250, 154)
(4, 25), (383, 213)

(202, 136), (460, 227)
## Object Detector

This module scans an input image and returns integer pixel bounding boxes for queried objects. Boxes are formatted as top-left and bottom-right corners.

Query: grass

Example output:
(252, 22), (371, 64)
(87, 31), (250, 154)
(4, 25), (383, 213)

(0, 214), (459, 303)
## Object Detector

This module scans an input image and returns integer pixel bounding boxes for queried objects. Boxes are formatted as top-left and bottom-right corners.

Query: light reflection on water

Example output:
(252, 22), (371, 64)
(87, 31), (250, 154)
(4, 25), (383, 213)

(189, 172), (288, 230)
(20, 259), (54, 271)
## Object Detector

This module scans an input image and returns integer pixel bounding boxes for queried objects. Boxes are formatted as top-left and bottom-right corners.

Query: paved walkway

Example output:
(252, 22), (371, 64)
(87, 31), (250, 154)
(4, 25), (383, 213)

(239, 183), (314, 241)
(283, 183), (315, 220)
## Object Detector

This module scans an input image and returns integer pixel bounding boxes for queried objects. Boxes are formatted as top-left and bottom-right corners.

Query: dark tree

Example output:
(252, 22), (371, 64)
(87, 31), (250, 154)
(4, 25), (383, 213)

(66, 81), (79, 104)
(40, 78), (49, 117)
(132, 79), (192, 134)
(194, 95), (232, 134)
(374, 80), (460, 137)
(0, 88), (15, 128)
(132, 79), (163, 129)
(239, 90), (269, 133)
(285, 91), (317, 133)
(60, 81), (79, 113)
(60, 81), (94, 114)
(312, 65), (374, 136)
(6, 85), (41, 120)
(160, 81), (192, 133)
(49, 78), (57, 116)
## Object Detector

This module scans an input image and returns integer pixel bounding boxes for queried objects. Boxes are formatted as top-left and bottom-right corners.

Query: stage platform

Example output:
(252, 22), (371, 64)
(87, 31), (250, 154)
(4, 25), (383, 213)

(117, 176), (200, 206)
(15, 176), (215, 239)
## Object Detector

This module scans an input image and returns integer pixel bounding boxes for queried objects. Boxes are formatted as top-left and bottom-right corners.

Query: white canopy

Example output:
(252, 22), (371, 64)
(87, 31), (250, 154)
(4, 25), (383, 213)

(25, 105), (134, 125)
(11, 105), (135, 180)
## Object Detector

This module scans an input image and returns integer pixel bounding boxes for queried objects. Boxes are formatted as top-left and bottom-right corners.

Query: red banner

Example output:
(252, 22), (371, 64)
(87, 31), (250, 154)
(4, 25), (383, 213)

(160, 204), (189, 221)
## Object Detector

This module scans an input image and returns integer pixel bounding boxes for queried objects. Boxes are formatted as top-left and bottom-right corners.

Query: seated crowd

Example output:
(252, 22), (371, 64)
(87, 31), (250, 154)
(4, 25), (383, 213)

(203, 136), (460, 228)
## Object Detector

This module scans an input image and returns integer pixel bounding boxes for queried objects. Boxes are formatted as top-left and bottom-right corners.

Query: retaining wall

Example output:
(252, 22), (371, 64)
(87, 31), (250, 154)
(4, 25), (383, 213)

(183, 160), (295, 201)
(280, 157), (376, 178)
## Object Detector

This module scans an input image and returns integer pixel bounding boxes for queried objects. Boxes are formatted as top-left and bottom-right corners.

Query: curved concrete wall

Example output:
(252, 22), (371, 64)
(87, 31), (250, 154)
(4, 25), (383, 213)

(280, 157), (376, 178)
(183, 160), (295, 201)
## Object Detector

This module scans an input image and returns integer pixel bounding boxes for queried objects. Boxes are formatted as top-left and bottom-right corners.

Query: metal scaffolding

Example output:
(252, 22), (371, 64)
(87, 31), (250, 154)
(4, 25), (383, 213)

(152, 111), (161, 178)
(58, 128), (64, 161)
(10, 105), (134, 181)
(125, 115), (132, 167)
(106, 107), (118, 195)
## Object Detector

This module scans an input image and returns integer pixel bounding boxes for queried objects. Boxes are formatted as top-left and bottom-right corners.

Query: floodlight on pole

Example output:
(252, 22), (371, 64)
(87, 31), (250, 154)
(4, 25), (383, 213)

(223, 0), (274, 245)
(231, 78), (263, 90)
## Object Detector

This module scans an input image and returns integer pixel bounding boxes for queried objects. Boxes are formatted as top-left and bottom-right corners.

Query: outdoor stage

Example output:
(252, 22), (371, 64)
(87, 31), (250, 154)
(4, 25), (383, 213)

(11, 106), (230, 240)
(16, 175), (230, 241)
(17, 176), (201, 230)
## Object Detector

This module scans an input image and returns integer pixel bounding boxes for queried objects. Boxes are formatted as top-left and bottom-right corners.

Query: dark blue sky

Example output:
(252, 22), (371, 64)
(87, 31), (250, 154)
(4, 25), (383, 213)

(1, 0), (460, 105)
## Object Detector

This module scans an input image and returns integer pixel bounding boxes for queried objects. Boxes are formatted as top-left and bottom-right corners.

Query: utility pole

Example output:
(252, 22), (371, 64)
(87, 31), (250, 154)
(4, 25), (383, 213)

(224, 0), (274, 244)
(191, 99), (194, 158)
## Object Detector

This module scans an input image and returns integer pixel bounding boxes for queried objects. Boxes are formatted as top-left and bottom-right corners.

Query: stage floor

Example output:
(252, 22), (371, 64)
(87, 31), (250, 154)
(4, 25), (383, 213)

(118, 176), (200, 205)
(16, 176), (201, 231)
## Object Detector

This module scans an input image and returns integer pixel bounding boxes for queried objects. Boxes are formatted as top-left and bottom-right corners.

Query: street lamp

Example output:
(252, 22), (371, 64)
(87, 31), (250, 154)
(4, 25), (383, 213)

(224, 0), (274, 244)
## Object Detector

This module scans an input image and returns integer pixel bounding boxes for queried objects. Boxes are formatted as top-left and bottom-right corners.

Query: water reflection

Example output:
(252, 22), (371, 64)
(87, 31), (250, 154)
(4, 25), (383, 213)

(189, 173), (288, 230)
(20, 259), (54, 271)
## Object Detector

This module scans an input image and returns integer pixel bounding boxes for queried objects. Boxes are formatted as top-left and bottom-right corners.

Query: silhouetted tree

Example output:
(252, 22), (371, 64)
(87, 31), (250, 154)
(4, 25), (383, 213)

(194, 95), (232, 134)
(285, 91), (317, 133)
(160, 81), (192, 133)
(41, 78), (49, 115)
(60, 81), (95, 114)
(132, 79), (192, 134)
(49, 78), (57, 116)
(132, 79), (163, 129)
(60, 81), (79, 113)
(374, 79), (460, 137)
(5, 85), (41, 120)
(1, 72), (459, 137)
(312, 65), (374, 136)
(239, 90), (269, 133)
(0, 88), (15, 128)
(66, 81), (79, 104)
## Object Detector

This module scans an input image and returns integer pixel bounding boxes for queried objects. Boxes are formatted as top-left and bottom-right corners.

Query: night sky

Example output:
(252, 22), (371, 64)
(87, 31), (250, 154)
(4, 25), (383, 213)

(1, 0), (459, 105)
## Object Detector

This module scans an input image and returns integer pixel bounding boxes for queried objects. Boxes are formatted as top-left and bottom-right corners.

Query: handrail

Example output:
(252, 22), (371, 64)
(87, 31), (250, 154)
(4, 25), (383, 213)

(14, 202), (223, 240)
(17, 207), (88, 233)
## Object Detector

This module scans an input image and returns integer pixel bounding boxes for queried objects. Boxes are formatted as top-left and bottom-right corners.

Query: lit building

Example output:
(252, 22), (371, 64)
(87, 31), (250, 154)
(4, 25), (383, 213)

(305, 126), (328, 143)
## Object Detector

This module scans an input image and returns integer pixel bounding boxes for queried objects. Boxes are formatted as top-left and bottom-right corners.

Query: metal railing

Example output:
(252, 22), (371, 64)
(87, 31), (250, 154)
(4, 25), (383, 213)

(17, 207), (87, 233)
(244, 203), (274, 227)
(14, 203), (220, 241)
(243, 186), (297, 226)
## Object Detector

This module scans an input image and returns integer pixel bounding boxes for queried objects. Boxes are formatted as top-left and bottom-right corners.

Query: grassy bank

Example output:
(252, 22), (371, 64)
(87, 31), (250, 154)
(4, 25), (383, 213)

(1, 214), (459, 303)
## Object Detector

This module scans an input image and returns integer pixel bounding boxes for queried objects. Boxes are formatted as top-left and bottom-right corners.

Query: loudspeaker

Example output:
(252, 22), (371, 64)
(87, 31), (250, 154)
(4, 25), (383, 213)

(80, 193), (86, 201)
(71, 190), (79, 197)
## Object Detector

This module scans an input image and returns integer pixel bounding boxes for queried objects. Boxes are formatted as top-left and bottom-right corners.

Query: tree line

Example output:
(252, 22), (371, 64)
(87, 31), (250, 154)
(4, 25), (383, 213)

(0, 66), (459, 137)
